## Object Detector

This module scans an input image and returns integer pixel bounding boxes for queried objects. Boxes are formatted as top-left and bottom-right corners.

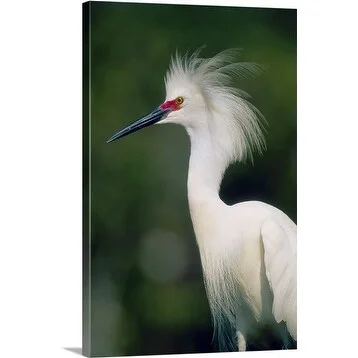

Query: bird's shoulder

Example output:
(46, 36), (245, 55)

(232, 201), (296, 231)
(226, 201), (296, 254)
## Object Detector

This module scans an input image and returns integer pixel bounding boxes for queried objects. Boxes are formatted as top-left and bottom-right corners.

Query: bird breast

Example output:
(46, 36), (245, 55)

(190, 200), (275, 324)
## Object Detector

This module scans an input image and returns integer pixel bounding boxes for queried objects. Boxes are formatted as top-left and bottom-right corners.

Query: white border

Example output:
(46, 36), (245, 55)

(1, 0), (357, 357)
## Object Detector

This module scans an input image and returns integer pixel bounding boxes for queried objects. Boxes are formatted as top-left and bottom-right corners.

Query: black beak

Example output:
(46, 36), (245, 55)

(106, 107), (170, 143)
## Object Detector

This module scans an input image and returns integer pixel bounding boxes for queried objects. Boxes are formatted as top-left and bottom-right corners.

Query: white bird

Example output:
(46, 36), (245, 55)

(107, 48), (297, 352)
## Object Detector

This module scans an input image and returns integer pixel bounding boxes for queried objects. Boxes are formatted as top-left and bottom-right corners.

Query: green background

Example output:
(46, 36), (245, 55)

(84, 1), (296, 356)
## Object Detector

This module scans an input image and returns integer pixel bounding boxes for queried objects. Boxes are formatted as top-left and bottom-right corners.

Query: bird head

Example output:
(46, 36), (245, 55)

(107, 48), (266, 164)
(106, 72), (206, 143)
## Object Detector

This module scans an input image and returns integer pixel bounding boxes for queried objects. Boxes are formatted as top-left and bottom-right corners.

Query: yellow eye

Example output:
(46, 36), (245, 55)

(175, 96), (184, 105)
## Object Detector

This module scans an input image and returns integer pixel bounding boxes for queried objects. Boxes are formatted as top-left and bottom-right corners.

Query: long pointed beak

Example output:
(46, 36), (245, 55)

(106, 107), (170, 143)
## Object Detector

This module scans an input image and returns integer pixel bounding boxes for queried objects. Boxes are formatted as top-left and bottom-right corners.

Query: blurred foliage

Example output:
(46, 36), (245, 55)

(83, 1), (296, 356)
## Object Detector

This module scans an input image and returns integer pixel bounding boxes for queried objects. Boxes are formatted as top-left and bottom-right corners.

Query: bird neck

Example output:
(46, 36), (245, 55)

(186, 125), (230, 250)
(186, 126), (227, 209)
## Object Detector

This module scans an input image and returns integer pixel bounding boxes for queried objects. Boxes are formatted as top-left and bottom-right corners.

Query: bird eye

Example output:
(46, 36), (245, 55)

(175, 96), (184, 105)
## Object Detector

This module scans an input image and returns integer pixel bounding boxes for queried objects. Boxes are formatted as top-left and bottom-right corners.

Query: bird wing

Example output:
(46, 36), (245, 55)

(261, 218), (297, 341)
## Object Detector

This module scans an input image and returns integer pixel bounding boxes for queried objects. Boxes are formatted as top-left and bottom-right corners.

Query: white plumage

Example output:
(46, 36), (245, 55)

(107, 48), (297, 351)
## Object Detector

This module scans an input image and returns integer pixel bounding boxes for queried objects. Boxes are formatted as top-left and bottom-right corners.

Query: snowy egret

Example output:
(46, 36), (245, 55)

(107, 49), (297, 351)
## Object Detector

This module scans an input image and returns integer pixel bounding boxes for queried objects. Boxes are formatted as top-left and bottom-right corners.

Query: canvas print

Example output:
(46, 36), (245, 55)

(83, 1), (297, 357)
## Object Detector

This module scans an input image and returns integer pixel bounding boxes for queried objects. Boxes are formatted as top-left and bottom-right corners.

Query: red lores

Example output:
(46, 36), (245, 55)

(160, 99), (181, 111)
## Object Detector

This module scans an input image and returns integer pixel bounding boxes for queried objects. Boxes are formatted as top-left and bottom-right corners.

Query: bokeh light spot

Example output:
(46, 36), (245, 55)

(138, 229), (189, 282)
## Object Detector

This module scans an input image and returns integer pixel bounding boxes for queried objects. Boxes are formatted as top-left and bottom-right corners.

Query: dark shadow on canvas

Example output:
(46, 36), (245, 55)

(64, 347), (82, 356)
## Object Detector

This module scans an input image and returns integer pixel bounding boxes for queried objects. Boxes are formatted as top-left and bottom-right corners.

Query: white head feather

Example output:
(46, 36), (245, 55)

(161, 48), (267, 169)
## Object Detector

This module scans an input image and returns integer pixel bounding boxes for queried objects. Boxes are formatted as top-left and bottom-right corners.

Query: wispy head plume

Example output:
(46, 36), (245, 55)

(165, 48), (267, 166)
